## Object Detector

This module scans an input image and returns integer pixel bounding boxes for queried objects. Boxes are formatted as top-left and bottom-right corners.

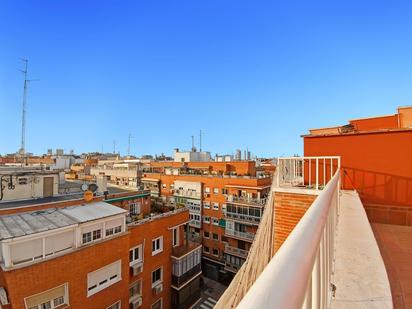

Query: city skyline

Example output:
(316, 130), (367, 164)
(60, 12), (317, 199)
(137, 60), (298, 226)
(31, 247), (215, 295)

(1, 1), (411, 156)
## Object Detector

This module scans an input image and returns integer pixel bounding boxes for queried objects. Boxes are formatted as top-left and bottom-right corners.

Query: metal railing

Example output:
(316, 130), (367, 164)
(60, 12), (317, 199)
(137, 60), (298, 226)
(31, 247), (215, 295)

(237, 171), (340, 309)
(225, 229), (255, 241)
(277, 156), (340, 190)
(174, 189), (202, 199)
(224, 211), (261, 225)
(225, 244), (249, 259)
(226, 195), (267, 206)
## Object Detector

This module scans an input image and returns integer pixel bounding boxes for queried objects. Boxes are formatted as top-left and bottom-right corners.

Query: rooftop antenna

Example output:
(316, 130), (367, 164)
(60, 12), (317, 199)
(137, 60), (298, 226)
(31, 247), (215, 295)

(127, 133), (134, 156)
(19, 59), (38, 157)
(113, 140), (116, 154)
(199, 130), (202, 152)
(191, 135), (195, 152)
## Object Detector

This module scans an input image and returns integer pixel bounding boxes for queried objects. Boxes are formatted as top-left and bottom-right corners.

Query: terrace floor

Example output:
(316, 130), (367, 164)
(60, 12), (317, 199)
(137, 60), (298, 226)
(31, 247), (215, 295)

(372, 223), (412, 309)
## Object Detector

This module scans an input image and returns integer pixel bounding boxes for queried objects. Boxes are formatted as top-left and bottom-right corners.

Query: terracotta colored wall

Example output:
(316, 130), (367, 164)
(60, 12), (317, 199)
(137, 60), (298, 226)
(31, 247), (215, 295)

(349, 115), (399, 131)
(149, 161), (257, 176)
(304, 130), (412, 225)
(273, 191), (317, 252)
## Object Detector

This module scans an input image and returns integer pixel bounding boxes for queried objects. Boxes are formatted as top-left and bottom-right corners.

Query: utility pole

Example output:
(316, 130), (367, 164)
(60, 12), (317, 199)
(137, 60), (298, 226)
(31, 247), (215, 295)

(127, 133), (134, 156)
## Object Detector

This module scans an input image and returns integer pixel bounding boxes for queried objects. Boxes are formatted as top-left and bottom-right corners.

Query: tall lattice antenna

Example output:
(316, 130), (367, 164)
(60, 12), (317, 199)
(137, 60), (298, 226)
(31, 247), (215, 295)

(19, 59), (38, 157)
(128, 133), (134, 156)
(199, 130), (202, 152)
(19, 59), (28, 155)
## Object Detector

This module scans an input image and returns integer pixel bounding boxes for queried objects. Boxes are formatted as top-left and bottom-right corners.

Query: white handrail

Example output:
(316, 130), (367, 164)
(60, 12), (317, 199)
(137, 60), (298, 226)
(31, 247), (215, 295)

(237, 171), (340, 309)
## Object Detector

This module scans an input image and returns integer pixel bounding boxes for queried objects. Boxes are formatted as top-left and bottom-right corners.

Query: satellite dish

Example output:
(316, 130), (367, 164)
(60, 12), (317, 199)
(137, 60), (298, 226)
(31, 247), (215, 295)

(81, 183), (89, 192)
(88, 183), (98, 193)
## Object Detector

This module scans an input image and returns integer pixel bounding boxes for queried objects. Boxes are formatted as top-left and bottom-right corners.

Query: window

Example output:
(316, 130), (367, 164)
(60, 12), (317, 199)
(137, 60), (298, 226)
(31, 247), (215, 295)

(203, 202), (210, 209)
(25, 283), (68, 309)
(205, 187), (210, 193)
(172, 228), (179, 247)
(82, 232), (92, 244)
(203, 216), (210, 224)
(162, 184), (167, 189)
(213, 188), (219, 194)
(212, 248), (219, 256)
(129, 279), (142, 298)
(87, 260), (121, 296)
(222, 188), (228, 195)
(212, 218), (219, 226)
(19, 177), (28, 185)
(106, 301), (121, 309)
(152, 236), (163, 255)
(203, 231), (210, 238)
(151, 267), (162, 287)
(203, 246), (209, 253)
(213, 202), (219, 210)
(92, 229), (101, 240)
(129, 202), (141, 216)
(152, 298), (162, 309)
(129, 245), (143, 265)
(106, 226), (122, 237)
(212, 233), (219, 241)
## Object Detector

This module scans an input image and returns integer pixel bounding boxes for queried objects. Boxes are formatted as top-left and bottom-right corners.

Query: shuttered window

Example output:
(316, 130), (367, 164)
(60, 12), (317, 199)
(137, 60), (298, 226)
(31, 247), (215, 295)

(25, 283), (68, 309)
(87, 260), (121, 296)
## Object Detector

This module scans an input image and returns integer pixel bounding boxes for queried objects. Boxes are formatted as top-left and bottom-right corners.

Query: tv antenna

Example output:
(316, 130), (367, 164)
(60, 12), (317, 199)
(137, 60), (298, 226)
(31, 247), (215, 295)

(19, 59), (38, 156)
(127, 133), (134, 156)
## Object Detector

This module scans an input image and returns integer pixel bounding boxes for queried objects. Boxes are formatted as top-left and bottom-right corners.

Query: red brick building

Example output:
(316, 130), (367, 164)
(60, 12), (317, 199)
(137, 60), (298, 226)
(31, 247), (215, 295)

(0, 188), (201, 309)
(141, 161), (273, 282)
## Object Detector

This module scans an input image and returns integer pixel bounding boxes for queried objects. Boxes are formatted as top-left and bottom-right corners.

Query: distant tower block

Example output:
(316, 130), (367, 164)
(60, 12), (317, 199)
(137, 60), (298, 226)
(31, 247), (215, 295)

(235, 149), (241, 161)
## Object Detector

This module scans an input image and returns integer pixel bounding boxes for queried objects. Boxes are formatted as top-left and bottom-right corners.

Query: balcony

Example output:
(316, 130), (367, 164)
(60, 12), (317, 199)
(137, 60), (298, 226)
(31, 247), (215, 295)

(215, 158), (393, 309)
(224, 229), (254, 242)
(189, 220), (201, 228)
(172, 243), (202, 289)
(226, 195), (267, 207)
(174, 189), (202, 199)
(224, 244), (249, 259)
(224, 211), (261, 225)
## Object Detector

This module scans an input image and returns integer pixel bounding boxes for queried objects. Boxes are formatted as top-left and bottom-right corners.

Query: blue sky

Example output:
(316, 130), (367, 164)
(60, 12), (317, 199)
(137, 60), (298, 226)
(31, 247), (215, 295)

(1, 1), (411, 157)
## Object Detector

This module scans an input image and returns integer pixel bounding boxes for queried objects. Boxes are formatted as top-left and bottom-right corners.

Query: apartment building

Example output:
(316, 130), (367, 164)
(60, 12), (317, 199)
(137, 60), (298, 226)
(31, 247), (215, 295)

(0, 184), (201, 309)
(141, 160), (273, 282)
(0, 168), (60, 202)
(90, 160), (142, 188)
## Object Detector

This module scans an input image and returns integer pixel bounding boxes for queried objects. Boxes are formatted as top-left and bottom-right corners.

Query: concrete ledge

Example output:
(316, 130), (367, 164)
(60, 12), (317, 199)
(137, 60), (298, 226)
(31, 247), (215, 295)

(331, 190), (392, 308)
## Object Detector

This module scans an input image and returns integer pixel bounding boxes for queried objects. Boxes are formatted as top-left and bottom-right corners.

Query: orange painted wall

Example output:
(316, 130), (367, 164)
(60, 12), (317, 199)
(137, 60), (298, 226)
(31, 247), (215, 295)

(304, 130), (412, 225)
(349, 115), (399, 131)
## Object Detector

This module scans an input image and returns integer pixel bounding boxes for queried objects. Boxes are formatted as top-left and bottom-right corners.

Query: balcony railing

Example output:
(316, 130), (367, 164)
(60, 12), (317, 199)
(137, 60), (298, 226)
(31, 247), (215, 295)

(225, 229), (255, 242)
(236, 171), (340, 309)
(225, 244), (249, 259)
(224, 211), (261, 225)
(172, 264), (201, 288)
(189, 220), (201, 228)
(226, 195), (267, 206)
(174, 189), (202, 199)
(277, 156), (340, 190)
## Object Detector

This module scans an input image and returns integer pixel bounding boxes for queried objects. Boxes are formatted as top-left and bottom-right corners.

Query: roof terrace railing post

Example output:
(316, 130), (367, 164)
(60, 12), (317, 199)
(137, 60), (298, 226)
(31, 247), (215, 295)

(316, 158), (319, 190)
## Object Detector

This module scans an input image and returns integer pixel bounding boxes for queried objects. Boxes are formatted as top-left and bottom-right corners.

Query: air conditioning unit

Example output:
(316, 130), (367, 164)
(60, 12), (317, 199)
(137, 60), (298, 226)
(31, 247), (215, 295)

(131, 297), (142, 309)
(152, 283), (163, 295)
(130, 263), (143, 276)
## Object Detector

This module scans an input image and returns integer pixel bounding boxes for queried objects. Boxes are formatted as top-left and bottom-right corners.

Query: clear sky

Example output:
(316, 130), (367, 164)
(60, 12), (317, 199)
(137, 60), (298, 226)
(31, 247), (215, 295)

(1, 1), (411, 157)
